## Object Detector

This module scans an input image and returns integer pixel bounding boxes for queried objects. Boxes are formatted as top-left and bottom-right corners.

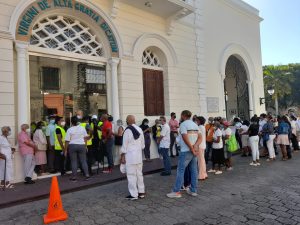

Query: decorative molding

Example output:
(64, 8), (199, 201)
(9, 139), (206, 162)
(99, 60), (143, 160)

(219, 0), (263, 22)
(166, 8), (190, 35)
(132, 33), (178, 66)
(111, 0), (120, 19)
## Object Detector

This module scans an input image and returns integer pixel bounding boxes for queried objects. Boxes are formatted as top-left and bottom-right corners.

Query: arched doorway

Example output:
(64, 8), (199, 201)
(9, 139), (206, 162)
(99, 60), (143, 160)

(224, 55), (250, 121)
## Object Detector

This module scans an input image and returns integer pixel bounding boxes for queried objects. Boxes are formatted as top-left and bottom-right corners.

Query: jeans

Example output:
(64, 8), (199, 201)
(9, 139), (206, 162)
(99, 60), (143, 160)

(159, 148), (171, 173)
(205, 142), (213, 163)
(54, 150), (65, 174)
(173, 151), (198, 193)
(69, 144), (89, 177)
(249, 136), (260, 161)
(170, 131), (178, 156)
(105, 138), (114, 168)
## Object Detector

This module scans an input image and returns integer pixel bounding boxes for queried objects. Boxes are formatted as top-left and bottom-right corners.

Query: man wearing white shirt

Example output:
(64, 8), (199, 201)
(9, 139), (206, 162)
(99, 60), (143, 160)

(158, 116), (171, 176)
(121, 115), (145, 201)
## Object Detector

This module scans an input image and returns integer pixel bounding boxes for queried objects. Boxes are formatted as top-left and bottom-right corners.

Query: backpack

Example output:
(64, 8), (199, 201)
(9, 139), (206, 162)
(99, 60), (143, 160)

(226, 134), (239, 153)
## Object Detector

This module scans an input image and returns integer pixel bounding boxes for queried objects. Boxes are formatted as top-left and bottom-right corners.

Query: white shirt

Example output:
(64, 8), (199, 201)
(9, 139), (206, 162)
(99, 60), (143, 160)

(65, 125), (88, 145)
(240, 125), (249, 135)
(296, 120), (300, 132)
(159, 123), (170, 148)
(223, 127), (232, 137)
(199, 125), (206, 149)
(212, 128), (223, 149)
(121, 124), (145, 165)
(259, 119), (267, 132)
(291, 120), (297, 135)
(0, 135), (12, 156)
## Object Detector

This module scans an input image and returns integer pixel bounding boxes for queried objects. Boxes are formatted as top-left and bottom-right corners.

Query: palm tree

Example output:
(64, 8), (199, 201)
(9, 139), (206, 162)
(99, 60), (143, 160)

(263, 65), (294, 114)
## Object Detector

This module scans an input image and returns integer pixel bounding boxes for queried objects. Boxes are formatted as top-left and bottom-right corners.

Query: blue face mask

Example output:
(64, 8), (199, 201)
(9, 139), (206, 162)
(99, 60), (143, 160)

(50, 119), (55, 124)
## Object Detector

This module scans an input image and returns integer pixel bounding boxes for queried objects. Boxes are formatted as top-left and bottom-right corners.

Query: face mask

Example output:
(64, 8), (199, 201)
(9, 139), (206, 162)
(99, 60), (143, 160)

(26, 128), (31, 133)
(61, 122), (66, 127)
(50, 119), (55, 124)
(144, 123), (149, 126)
(77, 115), (82, 119)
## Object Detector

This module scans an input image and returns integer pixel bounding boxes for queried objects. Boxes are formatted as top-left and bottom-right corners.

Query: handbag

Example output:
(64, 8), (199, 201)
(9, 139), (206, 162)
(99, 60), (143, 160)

(226, 135), (238, 153)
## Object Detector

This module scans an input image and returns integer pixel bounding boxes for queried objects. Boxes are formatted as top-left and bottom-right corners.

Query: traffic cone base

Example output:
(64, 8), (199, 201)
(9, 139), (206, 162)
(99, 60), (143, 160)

(43, 210), (68, 224)
(43, 176), (68, 224)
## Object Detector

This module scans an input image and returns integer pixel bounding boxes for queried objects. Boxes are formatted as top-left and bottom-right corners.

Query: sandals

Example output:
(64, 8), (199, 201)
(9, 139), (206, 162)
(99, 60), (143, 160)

(1, 183), (14, 189)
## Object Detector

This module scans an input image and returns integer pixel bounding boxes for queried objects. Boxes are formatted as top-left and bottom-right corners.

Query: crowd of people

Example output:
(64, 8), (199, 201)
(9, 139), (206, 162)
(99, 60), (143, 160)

(0, 109), (300, 200)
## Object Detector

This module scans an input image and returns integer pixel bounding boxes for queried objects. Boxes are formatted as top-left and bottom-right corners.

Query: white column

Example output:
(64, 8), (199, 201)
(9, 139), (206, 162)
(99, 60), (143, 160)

(247, 80), (254, 118)
(16, 41), (30, 130)
(109, 57), (120, 121)
(221, 73), (227, 118)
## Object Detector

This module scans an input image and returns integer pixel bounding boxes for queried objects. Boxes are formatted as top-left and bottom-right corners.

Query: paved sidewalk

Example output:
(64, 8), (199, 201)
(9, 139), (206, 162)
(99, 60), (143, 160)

(1, 153), (300, 225)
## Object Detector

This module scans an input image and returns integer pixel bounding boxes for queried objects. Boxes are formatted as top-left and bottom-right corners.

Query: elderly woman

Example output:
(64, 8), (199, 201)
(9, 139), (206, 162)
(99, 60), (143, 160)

(0, 126), (15, 188)
(33, 121), (47, 175)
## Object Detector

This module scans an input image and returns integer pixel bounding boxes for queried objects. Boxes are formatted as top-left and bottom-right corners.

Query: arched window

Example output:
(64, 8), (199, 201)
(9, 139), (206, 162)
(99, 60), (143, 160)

(142, 49), (161, 67)
(30, 15), (104, 57)
(142, 48), (164, 116)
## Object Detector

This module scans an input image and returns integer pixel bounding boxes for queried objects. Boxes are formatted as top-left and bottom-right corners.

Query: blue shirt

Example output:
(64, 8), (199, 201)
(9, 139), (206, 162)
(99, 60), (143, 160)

(179, 120), (199, 152)
(46, 123), (56, 146)
(277, 122), (290, 135)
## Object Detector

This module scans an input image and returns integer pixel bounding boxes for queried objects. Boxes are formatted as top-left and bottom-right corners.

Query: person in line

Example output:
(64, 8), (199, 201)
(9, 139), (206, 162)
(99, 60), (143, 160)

(205, 117), (214, 164)
(18, 124), (36, 184)
(278, 116), (292, 160)
(208, 121), (224, 175)
(223, 121), (233, 170)
(261, 114), (276, 161)
(151, 119), (161, 150)
(169, 112), (179, 157)
(115, 119), (125, 147)
(233, 118), (243, 151)
(140, 119), (151, 162)
(54, 116), (66, 175)
(158, 116), (171, 176)
(65, 116), (90, 181)
(81, 116), (94, 175)
(196, 116), (207, 180)
(45, 115), (56, 173)
(33, 121), (47, 175)
(90, 115), (103, 171)
(0, 126), (15, 188)
(248, 117), (260, 166)
(121, 115), (146, 200)
(101, 114), (114, 173)
(290, 115), (299, 152)
(239, 120), (250, 157)
(167, 110), (202, 198)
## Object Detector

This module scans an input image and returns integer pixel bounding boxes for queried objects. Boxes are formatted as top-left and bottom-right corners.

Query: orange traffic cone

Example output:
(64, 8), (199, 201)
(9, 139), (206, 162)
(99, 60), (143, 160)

(43, 176), (68, 224)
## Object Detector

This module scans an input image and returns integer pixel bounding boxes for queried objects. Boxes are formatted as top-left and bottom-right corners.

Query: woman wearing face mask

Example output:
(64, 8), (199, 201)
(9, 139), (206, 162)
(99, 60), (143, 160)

(140, 119), (151, 162)
(0, 126), (15, 188)
(33, 121), (48, 175)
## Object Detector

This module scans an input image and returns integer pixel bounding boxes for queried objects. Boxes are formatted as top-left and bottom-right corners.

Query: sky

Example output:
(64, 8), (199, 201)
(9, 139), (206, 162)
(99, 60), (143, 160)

(243, 0), (300, 65)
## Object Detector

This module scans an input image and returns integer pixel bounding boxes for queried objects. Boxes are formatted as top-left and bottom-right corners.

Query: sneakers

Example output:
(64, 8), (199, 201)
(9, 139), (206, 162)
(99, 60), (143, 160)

(125, 195), (138, 201)
(256, 162), (261, 166)
(167, 192), (182, 198)
(138, 193), (146, 199)
(215, 171), (223, 175)
(249, 162), (257, 166)
(207, 169), (216, 173)
(186, 188), (198, 197)
(103, 168), (113, 174)
(180, 186), (189, 191)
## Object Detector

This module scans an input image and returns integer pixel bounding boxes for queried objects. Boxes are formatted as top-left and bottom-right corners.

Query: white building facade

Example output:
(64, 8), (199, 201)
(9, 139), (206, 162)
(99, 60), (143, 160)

(0, 0), (265, 182)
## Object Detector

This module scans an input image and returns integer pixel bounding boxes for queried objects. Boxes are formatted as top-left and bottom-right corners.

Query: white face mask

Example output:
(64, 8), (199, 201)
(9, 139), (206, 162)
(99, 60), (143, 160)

(26, 128), (31, 133)
(50, 119), (55, 124)
(61, 122), (66, 127)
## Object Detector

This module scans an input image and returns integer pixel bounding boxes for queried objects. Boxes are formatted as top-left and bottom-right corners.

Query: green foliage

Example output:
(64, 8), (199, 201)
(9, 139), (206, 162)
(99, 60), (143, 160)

(263, 64), (300, 110)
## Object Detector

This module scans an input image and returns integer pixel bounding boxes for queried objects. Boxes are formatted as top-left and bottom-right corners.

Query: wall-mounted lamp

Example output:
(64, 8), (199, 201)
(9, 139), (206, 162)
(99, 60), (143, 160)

(260, 87), (275, 105)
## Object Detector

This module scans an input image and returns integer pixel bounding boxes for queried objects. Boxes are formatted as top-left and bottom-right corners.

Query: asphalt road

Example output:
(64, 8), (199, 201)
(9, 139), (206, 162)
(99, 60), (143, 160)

(1, 152), (300, 225)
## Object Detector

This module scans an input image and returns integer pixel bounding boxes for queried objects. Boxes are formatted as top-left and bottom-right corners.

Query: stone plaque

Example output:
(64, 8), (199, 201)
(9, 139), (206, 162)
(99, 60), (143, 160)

(207, 97), (219, 113)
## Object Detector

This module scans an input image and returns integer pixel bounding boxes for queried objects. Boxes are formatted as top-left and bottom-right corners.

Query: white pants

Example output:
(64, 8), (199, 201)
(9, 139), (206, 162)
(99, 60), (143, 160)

(24, 154), (35, 179)
(0, 155), (13, 182)
(249, 136), (259, 161)
(267, 134), (276, 159)
(126, 163), (145, 198)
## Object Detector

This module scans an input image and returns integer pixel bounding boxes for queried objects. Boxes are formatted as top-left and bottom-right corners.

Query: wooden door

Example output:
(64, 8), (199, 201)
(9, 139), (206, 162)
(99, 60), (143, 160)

(143, 69), (165, 116)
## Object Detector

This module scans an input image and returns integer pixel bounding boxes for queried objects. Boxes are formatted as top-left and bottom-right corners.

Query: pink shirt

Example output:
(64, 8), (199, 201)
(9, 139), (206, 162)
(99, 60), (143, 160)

(18, 131), (34, 155)
(169, 119), (179, 132)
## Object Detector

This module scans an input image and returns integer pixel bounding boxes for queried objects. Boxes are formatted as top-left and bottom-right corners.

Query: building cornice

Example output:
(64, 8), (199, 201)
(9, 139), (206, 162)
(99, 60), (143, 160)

(219, 0), (263, 22)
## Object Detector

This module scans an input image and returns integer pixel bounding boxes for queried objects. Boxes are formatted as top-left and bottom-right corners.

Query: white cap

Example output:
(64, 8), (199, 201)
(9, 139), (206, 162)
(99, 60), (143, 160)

(91, 115), (98, 120)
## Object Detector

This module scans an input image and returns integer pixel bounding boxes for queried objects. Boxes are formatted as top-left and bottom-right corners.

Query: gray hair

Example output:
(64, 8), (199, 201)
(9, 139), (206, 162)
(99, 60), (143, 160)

(117, 119), (123, 126)
(21, 124), (29, 130)
(1, 126), (11, 133)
